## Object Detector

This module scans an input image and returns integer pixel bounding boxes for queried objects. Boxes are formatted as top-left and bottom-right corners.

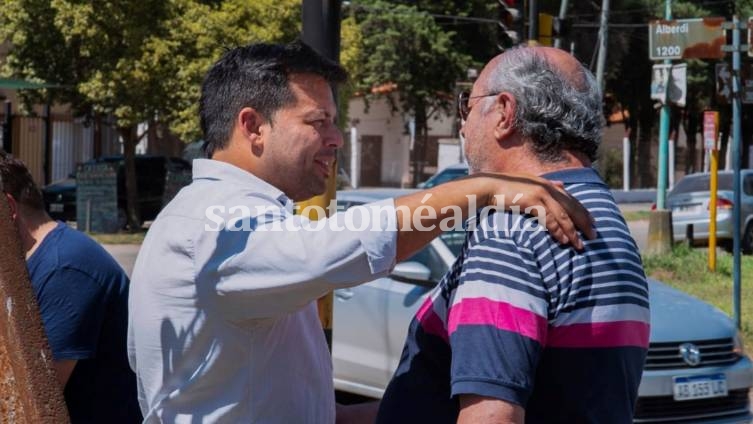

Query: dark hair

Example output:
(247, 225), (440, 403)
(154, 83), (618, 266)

(199, 40), (348, 157)
(0, 150), (46, 211)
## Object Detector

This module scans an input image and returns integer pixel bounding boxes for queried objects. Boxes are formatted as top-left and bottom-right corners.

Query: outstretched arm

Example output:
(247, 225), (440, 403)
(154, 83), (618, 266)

(394, 173), (594, 261)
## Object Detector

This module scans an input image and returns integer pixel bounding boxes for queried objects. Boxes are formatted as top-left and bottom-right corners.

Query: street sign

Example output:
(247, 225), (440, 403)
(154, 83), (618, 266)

(649, 18), (725, 60)
(715, 62), (753, 104)
(703, 111), (719, 150)
(650, 63), (687, 106)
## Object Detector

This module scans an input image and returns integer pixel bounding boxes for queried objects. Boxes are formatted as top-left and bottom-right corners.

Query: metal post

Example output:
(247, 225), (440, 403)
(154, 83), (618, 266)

(647, 0), (673, 255)
(622, 133), (630, 191)
(595, 0), (610, 91)
(554, 0), (569, 49)
(656, 0), (671, 210)
(350, 126), (359, 189)
(529, 0), (538, 42)
(709, 148), (718, 271)
(3, 101), (11, 154)
(731, 15), (742, 329)
(301, 0), (342, 350)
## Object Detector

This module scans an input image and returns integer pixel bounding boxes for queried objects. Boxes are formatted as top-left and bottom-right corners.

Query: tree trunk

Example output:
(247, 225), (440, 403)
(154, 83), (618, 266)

(637, 99), (655, 188)
(412, 105), (428, 187)
(669, 106), (682, 185)
(742, 105), (753, 169)
(684, 108), (699, 174)
(119, 126), (141, 232)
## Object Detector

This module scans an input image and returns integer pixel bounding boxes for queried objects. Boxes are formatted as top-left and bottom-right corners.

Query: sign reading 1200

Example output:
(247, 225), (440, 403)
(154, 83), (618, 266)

(649, 18), (725, 61)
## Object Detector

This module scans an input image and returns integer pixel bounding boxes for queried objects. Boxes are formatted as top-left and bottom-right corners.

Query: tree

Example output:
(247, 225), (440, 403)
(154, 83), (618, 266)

(0, 0), (300, 230)
(345, 1), (472, 185)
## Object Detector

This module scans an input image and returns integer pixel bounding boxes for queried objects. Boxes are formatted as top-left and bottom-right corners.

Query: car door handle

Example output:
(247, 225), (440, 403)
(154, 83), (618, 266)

(335, 289), (354, 301)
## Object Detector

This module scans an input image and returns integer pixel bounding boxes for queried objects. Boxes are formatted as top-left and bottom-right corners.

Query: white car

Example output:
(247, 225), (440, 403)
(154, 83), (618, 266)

(333, 188), (753, 423)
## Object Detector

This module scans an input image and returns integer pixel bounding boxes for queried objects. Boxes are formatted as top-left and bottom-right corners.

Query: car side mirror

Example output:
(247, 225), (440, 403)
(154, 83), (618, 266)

(391, 261), (432, 284)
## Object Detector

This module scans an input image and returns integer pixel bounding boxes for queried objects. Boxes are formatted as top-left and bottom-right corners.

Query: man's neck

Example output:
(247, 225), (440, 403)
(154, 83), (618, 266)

(497, 148), (591, 176)
(21, 215), (57, 259)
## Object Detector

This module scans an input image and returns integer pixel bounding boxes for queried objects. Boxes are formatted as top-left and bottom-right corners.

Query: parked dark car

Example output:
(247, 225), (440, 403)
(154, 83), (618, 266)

(43, 155), (192, 227)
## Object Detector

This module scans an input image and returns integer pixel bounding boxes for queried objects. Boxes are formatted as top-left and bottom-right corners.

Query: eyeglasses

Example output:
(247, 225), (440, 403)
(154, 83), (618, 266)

(457, 91), (500, 121)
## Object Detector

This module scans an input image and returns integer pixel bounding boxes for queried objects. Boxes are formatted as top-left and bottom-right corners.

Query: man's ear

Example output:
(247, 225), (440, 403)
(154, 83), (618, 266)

(492, 92), (517, 141)
(237, 107), (267, 152)
(4, 193), (18, 221)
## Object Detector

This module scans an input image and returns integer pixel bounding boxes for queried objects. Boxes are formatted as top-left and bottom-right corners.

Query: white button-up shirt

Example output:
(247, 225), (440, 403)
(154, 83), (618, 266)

(128, 159), (397, 423)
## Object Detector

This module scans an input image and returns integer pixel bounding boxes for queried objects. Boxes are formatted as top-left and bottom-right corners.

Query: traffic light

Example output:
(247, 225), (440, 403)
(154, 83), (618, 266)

(497, 0), (521, 51)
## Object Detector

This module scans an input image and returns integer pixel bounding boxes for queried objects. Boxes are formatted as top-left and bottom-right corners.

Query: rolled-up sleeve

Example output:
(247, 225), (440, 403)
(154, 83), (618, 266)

(197, 198), (398, 321)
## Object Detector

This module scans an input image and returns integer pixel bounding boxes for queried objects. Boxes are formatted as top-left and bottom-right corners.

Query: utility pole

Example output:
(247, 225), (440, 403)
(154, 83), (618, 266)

(554, 0), (569, 49)
(595, 0), (610, 90)
(647, 0), (673, 255)
(731, 14), (743, 329)
(529, 0), (538, 42)
(300, 0), (342, 349)
(657, 0), (672, 211)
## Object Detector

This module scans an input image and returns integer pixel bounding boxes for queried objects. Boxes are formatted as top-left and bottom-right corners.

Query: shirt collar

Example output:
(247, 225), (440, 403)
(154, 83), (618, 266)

(192, 159), (293, 211)
(540, 167), (607, 186)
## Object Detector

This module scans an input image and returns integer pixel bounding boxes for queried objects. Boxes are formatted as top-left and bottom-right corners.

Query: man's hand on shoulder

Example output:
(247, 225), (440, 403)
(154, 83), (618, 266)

(458, 394), (524, 424)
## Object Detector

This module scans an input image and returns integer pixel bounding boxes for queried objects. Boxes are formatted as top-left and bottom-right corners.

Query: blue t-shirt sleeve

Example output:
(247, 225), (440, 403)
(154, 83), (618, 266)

(448, 236), (549, 407)
(36, 267), (108, 360)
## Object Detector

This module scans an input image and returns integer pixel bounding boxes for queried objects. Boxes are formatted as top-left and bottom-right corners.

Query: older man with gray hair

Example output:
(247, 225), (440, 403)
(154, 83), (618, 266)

(375, 46), (649, 424)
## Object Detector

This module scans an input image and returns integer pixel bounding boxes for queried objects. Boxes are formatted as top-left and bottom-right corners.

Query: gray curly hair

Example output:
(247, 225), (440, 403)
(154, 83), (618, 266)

(482, 47), (603, 162)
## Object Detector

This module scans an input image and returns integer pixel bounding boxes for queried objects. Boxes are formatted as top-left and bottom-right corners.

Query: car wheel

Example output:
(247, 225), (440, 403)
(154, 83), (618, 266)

(743, 222), (753, 255)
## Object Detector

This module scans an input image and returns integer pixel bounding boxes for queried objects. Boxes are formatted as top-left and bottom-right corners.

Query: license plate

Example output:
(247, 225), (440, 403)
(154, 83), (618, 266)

(673, 374), (728, 401)
(49, 203), (64, 213)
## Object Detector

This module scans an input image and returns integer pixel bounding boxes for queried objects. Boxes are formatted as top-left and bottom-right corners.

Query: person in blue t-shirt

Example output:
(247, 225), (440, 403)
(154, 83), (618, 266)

(0, 151), (141, 423)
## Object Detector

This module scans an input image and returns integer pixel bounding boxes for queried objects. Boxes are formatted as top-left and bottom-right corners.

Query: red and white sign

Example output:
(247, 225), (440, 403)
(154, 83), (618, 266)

(703, 111), (719, 151)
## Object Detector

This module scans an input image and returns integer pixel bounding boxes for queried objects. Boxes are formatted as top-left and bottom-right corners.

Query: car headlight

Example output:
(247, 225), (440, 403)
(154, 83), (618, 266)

(734, 331), (745, 356)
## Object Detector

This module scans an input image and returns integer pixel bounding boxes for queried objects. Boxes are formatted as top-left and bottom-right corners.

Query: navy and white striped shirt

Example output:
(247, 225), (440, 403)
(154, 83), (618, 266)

(377, 167), (649, 424)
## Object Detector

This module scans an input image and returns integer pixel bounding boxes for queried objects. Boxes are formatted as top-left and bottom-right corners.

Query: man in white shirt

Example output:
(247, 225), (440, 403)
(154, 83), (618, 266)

(127, 40), (594, 423)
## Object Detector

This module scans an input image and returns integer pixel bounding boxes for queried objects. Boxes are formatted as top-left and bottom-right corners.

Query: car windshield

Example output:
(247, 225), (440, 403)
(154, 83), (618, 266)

(671, 174), (733, 195)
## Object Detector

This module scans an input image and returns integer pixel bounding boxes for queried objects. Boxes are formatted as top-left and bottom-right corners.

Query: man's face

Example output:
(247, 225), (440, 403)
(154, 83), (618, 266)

(263, 73), (342, 201)
(460, 72), (497, 174)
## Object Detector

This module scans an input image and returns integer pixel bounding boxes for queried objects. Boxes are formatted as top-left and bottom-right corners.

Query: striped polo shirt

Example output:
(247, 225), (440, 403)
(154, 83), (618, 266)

(377, 167), (650, 424)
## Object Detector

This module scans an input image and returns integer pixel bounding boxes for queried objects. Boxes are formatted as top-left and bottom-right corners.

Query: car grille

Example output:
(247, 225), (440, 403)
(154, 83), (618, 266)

(634, 389), (749, 423)
(645, 338), (739, 370)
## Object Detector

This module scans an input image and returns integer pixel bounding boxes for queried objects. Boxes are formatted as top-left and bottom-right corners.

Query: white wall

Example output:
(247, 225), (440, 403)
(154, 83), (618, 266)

(347, 95), (457, 187)
(348, 96), (410, 186)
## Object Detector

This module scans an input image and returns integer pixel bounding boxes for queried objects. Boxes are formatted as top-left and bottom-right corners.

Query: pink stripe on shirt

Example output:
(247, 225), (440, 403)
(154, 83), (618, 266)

(547, 321), (650, 348)
(447, 297), (548, 344)
(416, 298), (449, 343)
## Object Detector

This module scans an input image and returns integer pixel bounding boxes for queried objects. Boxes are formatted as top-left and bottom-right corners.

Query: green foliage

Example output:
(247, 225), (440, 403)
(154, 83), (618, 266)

(643, 245), (753, 346)
(347, 1), (471, 124)
(374, 0), (499, 67)
(0, 0), (301, 141)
